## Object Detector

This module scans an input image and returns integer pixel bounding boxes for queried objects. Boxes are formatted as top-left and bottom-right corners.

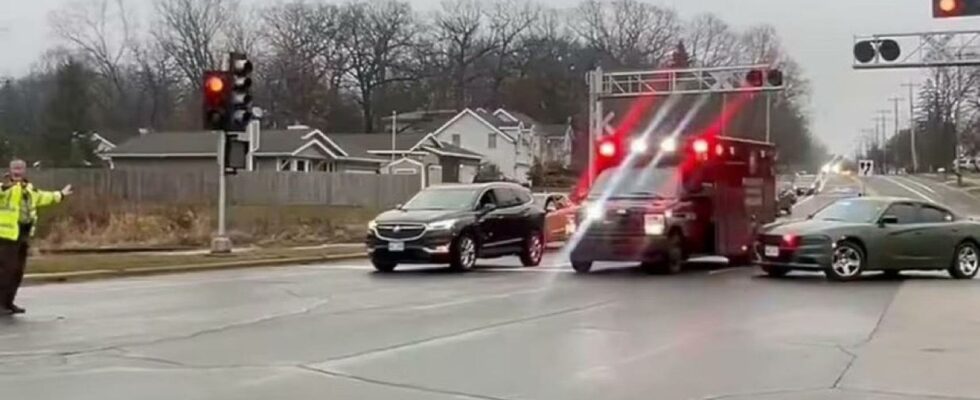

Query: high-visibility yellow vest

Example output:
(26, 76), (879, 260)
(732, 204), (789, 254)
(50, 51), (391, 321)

(0, 183), (64, 241)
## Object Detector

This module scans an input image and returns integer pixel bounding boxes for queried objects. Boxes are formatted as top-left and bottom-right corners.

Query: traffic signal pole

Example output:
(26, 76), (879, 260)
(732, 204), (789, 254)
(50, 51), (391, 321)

(213, 131), (231, 253)
(206, 51), (255, 254)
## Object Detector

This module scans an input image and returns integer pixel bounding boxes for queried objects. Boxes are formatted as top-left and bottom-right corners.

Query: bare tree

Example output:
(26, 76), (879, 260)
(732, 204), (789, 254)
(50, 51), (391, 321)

(261, 2), (348, 128)
(485, 0), (540, 105)
(683, 14), (738, 67)
(431, 0), (498, 108)
(152, 0), (230, 85)
(738, 24), (781, 65)
(49, 0), (135, 98)
(571, 0), (680, 68)
(341, 0), (419, 132)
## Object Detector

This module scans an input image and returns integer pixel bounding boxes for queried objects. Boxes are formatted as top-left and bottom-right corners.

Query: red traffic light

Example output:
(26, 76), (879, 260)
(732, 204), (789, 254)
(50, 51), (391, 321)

(934, 0), (979, 17)
(746, 70), (764, 87)
(205, 76), (224, 93)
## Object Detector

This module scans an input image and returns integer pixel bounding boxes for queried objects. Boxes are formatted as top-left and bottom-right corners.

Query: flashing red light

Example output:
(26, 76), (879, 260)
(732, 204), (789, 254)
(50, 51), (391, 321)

(715, 144), (724, 156)
(782, 234), (798, 247)
(692, 139), (709, 154)
(599, 140), (617, 158)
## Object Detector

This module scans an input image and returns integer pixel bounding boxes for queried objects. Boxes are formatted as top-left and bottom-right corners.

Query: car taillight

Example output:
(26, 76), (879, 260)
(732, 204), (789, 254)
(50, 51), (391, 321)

(782, 234), (798, 247)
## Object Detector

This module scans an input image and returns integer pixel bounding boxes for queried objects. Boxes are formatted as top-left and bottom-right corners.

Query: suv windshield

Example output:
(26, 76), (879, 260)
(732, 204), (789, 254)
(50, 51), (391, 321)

(812, 199), (888, 223)
(401, 188), (478, 210)
(589, 167), (681, 200)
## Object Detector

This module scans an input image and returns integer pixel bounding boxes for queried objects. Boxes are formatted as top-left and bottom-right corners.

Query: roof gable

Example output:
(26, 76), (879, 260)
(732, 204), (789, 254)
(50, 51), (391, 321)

(431, 109), (516, 143)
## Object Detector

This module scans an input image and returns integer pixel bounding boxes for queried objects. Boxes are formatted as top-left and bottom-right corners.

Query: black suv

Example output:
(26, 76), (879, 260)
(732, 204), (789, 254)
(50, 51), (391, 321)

(366, 182), (546, 272)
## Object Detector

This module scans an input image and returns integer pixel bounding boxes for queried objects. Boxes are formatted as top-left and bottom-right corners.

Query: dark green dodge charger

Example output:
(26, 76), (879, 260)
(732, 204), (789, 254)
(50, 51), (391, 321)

(756, 197), (980, 281)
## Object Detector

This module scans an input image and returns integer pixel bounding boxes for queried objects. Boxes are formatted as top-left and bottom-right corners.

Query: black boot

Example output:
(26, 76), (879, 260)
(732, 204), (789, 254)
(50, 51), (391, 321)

(5, 304), (24, 314)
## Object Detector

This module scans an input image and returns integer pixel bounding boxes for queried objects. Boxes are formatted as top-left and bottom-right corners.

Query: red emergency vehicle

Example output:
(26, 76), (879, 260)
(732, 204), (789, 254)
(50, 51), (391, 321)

(570, 134), (776, 274)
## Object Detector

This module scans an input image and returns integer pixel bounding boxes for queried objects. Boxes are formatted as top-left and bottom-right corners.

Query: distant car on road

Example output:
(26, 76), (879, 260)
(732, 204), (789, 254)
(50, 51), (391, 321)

(793, 174), (819, 196)
(756, 197), (980, 281)
(366, 182), (545, 272)
(533, 193), (577, 243)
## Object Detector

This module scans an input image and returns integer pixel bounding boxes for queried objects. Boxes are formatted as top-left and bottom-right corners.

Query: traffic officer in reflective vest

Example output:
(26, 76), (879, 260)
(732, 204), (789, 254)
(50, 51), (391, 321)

(0, 159), (71, 315)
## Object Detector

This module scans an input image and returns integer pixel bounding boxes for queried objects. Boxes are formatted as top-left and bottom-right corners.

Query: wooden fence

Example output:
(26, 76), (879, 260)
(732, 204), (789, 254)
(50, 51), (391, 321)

(27, 169), (420, 209)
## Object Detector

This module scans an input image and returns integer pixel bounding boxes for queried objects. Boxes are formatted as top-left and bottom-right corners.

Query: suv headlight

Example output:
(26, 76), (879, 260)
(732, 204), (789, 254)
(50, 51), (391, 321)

(367, 220), (377, 231)
(426, 219), (457, 231)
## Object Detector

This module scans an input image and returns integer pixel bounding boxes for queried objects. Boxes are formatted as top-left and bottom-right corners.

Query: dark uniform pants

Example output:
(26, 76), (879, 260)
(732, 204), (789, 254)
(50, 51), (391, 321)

(0, 224), (31, 308)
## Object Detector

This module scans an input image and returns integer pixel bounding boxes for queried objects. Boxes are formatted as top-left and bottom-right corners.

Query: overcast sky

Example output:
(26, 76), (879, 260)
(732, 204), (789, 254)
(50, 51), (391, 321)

(2, 0), (978, 154)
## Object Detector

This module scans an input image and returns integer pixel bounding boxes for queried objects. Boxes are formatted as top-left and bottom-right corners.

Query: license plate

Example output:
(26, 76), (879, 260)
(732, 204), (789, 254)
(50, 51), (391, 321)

(389, 242), (405, 252)
(764, 245), (779, 257)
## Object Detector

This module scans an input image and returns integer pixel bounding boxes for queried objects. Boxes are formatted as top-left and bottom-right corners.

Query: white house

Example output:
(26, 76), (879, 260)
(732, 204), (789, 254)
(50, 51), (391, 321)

(426, 108), (536, 183)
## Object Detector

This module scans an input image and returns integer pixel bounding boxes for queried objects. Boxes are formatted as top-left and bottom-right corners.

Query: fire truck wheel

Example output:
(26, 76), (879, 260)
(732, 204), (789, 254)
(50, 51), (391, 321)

(571, 259), (593, 273)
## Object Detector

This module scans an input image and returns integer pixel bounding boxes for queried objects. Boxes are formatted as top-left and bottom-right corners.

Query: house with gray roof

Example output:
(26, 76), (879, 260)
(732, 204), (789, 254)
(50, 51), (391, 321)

(104, 125), (485, 185)
(105, 127), (387, 174)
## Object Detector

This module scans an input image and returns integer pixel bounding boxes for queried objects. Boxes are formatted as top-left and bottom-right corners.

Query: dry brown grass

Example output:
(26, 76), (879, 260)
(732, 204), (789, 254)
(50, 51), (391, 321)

(34, 196), (377, 249)
(28, 245), (364, 275)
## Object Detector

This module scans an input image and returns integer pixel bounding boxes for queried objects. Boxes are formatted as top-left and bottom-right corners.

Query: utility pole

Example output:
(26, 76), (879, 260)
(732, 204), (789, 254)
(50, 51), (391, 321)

(901, 82), (920, 173)
(391, 110), (397, 161)
(888, 97), (902, 170)
(877, 110), (891, 174)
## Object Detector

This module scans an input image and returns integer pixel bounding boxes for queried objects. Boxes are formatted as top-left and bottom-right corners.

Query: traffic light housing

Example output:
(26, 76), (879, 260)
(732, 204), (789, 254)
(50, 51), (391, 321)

(745, 69), (783, 89)
(202, 71), (230, 131)
(853, 39), (902, 64)
(227, 52), (254, 132)
(934, 0), (980, 18)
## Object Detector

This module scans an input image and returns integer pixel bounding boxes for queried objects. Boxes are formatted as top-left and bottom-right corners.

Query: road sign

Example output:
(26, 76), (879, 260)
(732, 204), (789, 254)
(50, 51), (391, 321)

(859, 160), (875, 176)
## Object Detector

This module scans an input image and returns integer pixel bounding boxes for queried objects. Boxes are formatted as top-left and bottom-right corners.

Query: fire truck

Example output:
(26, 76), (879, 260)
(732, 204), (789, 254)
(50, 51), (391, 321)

(570, 134), (777, 274)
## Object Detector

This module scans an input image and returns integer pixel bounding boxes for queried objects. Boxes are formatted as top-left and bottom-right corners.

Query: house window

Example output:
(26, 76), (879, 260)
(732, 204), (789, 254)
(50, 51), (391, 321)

(452, 134), (461, 147)
(296, 159), (311, 172)
(277, 158), (291, 171)
(488, 133), (497, 149)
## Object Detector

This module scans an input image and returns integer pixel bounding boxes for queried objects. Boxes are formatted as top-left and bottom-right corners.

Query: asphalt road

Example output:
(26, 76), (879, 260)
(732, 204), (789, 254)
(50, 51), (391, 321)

(4, 175), (980, 400)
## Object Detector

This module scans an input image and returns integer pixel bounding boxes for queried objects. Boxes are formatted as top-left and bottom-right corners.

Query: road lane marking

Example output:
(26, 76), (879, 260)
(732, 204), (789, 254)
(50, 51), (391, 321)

(708, 267), (742, 275)
(883, 176), (937, 203)
(895, 176), (936, 193)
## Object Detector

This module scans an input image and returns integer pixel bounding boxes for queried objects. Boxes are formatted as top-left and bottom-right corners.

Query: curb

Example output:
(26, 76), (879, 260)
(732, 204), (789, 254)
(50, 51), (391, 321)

(24, 243), (569, 285)
(24, 252), (368, 285)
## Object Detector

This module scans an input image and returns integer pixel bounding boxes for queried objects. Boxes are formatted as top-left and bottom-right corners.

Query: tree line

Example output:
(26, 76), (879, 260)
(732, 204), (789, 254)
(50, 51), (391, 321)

(0, 0), (826, 168)
(871, 65), (980, 172)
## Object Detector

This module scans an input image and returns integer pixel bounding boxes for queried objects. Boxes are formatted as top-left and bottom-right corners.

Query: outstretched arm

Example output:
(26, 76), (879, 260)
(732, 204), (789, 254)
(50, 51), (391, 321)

(35, 185), (72, 208)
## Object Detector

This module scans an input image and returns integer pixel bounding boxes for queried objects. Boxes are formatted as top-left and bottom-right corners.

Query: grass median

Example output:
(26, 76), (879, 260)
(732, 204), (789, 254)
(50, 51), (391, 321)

(27, 245), (366, 276)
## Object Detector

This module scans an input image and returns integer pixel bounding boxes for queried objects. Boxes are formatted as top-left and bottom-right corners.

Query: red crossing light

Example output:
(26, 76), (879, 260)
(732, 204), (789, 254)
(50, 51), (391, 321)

(598, 140), (617, 158)
(934, 0), (980, 17)
(692, 139), (709, 154)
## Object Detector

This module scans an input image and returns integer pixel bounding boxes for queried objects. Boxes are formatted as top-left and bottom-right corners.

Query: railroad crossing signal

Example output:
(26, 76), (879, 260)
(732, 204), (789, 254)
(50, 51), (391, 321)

(934, 0), (980, 18)
(859, 160), (875, 176)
